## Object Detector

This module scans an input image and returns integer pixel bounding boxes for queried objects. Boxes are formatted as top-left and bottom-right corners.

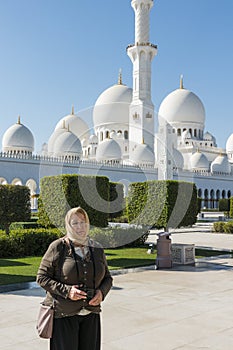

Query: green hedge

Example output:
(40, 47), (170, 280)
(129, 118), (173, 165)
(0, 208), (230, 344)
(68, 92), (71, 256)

(0, 229), (63, 258)
(0, 185), (31, 234)
(109, 182), (124, 220)
(212, 221), (233, 233)
(0, 226), (149, 258)
(127, 180), (198, 229)
(89, 225), (149, 248)
(38, 174), (110, 229)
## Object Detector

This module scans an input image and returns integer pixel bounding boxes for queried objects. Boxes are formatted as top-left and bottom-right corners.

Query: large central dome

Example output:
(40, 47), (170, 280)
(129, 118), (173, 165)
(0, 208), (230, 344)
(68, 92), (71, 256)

(159, 88), (205, 126)
(93, 83), (132, 128)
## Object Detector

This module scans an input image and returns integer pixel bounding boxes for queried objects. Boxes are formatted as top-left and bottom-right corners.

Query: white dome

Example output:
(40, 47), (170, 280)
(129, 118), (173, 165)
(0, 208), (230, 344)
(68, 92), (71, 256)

(47, 127), (67, 154)
(2, 119), (34, 153)
(131, 144), (154, 165)
(53, 130), (82, 157)
(204, 131), (215, 142)
(89, 134), (98, 144)
(96, 138), (122, 162)
(55, 110), (90, 140)
(182, 129), (191, 141)
(159, 88), (205, 126)
(190, 152), (209, 170)
(211, 155), (230, 174)
(226, 134), (233, 153)
(93, 84), (132, 128)
(173, 148), (184, 169)
(81, 138), (88, 147)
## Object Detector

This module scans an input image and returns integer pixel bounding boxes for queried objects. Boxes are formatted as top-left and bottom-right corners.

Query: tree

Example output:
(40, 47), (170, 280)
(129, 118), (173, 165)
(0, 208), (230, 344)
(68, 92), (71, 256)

(0, 185), (31, 235)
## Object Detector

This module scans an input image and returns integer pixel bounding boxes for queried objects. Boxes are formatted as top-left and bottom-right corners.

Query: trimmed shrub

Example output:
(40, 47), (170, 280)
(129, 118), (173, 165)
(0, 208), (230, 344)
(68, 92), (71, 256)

(230, 197), (233, 218)
(223, 221), (233, 233)
(0, 185), (31, 234)
(109, 182), (124, 220)
(89, 225), (149, 248)
(219, 198), (230, 212)
(212, 222), (226, 233)
(0, 228), (64, 258)
(127, 180), (198, 230)
(38, 174), (110, 229)
(0, 225), (149, 258)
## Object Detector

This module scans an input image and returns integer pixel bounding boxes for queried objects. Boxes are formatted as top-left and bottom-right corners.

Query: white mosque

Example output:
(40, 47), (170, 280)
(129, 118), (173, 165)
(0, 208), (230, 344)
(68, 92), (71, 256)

(1, 0), (233, 210)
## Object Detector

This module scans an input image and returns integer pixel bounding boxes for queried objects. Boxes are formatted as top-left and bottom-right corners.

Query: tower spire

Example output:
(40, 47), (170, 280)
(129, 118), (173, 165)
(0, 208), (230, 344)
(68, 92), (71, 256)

(180, 75), (184, 89)
(127, 0), (157, 164)
(118, 68), (123, 85)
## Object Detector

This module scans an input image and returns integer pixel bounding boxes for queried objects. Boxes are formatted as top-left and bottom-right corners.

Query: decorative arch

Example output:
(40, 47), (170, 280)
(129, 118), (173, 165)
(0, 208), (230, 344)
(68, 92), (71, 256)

(210, 189), (215, 209)
(0, 177), (7, 185)
(204, 189), (209, 208)
(12, 178), (23, 185)
(222, 190), (226, 199)
(26, 179), (38, 210)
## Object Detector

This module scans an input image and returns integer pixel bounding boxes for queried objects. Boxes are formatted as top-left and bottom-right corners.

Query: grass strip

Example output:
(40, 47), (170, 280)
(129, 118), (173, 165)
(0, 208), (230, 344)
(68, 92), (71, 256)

(0, 247), (230, 286)
(0, 247), (156, 286)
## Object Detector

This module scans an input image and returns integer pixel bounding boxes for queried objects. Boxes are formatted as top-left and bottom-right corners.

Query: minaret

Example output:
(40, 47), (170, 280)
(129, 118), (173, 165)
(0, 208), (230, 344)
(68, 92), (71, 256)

(127, 0), (157, 163)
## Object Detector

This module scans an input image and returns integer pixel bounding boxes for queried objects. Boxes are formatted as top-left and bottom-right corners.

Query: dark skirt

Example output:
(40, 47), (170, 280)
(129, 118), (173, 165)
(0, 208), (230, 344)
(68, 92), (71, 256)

(50, 313), (101, 350)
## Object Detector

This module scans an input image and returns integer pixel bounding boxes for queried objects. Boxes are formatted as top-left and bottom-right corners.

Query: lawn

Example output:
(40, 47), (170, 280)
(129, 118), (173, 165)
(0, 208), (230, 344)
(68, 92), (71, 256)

(0, 248), (229, 286)
(0, 247), (156, 286)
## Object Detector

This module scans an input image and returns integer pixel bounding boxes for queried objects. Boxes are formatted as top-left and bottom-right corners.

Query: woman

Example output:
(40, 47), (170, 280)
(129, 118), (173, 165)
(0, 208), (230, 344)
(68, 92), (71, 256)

(37, 207), (113, 350)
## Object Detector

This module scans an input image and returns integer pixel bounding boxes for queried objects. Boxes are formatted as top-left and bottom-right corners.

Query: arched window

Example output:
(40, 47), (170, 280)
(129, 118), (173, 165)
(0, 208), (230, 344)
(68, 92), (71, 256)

(228, 190), (231, 198)
(210, 189), (215, 209)
(106, 131), (110, 139)
(204, 189), (209, 208)
(198, 188), (202, 198)
(100, 132), (103, 142)
(177, 128), (181, 136)
(124, 130), (128, 140)
(189, 128), (192, 137)
(222, 190), (226, 199)
(194, 129), (197, 137)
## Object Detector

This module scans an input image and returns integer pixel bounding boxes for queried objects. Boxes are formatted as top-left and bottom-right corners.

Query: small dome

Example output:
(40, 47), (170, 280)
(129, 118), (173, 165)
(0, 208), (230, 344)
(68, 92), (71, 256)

(55, 108), (90, 140)
(53, 130), (82, 158)
(173, 148), (184, 169)
(226, 134), (233, 153)
(211, 155), (230, 174)
(131, 144), (154, 165)
(89, 134), (98, 144)
(182, 129), (192, 141)
(190, 152), (209, 171)
(159, 88), (205, 126)
(117, 131), (123, 138)
(2, 118), (34, 153)
(204, 131), (215, 141)
(81, 138), (88, 147)
(96, 138), (122, 162)
(93, 84), (132, 128)
(47, 127), (67, 154)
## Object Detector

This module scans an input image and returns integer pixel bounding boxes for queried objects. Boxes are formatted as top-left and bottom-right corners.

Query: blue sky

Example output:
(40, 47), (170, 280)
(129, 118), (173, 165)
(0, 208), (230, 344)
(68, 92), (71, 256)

(0, 0), (232, 152)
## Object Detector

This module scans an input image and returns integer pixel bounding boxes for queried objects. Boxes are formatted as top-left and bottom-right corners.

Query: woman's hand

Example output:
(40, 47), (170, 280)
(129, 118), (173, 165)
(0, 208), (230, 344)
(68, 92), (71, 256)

(68, 285), (87, 301)
(88, 289), (103, 306)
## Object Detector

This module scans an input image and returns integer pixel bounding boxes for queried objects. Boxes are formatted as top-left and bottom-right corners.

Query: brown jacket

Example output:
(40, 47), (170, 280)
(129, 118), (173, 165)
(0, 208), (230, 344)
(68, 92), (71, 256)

(37, 237), (113, 318)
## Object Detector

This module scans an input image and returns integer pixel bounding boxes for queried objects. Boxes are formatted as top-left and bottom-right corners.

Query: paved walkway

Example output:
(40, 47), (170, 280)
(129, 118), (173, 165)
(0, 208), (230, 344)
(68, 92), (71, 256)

(1, 224), (233, 349)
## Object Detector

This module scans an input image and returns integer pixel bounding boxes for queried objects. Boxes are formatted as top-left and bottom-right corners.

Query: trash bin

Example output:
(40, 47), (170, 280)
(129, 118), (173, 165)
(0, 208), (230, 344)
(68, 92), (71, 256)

(156, 232), (172, 269)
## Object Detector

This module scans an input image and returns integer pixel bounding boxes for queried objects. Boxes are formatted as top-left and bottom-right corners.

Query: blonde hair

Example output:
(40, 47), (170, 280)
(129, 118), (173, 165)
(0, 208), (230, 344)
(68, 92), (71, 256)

(65, 207), (90, 244)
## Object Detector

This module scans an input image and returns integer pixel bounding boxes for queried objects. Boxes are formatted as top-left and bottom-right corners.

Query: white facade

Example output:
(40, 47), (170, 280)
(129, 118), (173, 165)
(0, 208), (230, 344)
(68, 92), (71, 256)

(1, 0), (233, 210)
